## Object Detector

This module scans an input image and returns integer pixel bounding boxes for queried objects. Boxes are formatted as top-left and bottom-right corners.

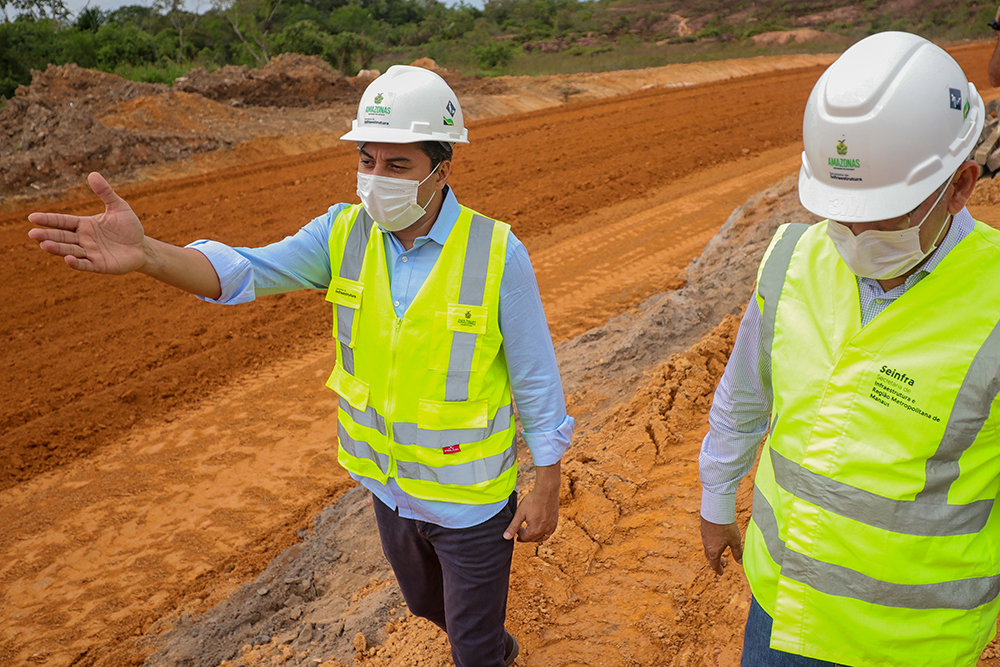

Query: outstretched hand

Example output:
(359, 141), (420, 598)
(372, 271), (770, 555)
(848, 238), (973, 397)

(28, 172), (146, 274)
(701, 517), (743, 576)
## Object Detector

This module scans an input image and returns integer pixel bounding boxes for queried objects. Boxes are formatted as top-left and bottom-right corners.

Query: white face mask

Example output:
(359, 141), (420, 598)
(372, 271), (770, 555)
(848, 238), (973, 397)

(826, 179), (953, 280)
(356, 163), (440, 232)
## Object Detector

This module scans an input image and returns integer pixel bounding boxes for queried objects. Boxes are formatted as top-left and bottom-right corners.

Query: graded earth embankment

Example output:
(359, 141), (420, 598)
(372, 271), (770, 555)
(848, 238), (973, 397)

(2, 40), (999, 667)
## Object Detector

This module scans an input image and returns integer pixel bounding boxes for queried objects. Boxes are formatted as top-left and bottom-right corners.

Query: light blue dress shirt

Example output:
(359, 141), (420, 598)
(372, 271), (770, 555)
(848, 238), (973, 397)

(189, 186), (574, 529)
(698, 209), (976, 524)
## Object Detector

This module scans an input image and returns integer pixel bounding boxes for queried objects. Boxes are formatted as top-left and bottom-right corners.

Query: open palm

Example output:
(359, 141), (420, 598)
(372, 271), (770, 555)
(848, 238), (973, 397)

(28, 172), (146, 275)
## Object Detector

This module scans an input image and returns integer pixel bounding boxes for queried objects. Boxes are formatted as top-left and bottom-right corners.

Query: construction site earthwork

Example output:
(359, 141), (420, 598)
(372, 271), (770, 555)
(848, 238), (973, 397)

(8, 38), (1000, 667)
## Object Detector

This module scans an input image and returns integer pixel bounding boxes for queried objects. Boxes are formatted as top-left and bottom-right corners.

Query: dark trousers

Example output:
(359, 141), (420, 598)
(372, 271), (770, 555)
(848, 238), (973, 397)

(372, 492), (517, 667)
(742, 596), (849, 667)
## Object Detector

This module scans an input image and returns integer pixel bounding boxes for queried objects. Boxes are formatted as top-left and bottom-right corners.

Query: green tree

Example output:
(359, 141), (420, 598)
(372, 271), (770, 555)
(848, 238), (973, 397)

(95, 21), (159, 67)
(212, 0), (283, 64)
(325, 29), (378, 74)
(271, 17), (327, 55)
(152, 0), (200, 62)
(0, 18), (60, 97)
(2, 0), (69, 22)
(73, 5), (106, 31)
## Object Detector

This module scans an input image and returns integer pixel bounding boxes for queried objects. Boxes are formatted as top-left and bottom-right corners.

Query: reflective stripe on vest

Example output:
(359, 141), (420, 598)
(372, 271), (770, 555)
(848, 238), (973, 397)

(447, 215), (495, 401)
(397, 441), (517, 486)
(336, 208), (372, 376)
(752, 485), (1000, 610)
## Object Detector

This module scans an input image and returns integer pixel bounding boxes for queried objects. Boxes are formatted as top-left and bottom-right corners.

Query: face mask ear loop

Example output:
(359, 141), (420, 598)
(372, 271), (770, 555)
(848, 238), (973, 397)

(417, 161), (442, 210)
(907, 175), (955, 252)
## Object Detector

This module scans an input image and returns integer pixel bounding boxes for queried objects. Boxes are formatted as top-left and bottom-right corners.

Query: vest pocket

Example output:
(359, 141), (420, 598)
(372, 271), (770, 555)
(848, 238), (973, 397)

(418, 398), (488, 430)
(326, 363), (370, 412)
(326, 276), (364, 347)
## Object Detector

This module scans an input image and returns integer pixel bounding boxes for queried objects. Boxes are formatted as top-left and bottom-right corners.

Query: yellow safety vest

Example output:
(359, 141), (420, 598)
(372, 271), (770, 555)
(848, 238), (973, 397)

(323, 204), (517, 504)
(745, 220), (1000, 667)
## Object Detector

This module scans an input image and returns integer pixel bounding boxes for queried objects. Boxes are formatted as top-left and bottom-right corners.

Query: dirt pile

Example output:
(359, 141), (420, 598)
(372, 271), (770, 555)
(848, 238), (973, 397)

(0, 64), (280, 195)
(973, 98), (1000, 179)
(173, 53), (360, 108)
(0, 56), (371, 198)
(0, 65), (169, 193)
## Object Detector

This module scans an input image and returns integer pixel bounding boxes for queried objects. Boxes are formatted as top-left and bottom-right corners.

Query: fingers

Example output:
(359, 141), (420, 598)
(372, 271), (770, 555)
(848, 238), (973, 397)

(29, 227), (80, 246)
(517, 522), (554, 543)
(28, 211), (83, 232)
(700, 518), (743, 576)
(503, 506), (525, 541)
(88, 171), (127, 211)
(704, 546), (726, 576)
(730, 536), (744, 565)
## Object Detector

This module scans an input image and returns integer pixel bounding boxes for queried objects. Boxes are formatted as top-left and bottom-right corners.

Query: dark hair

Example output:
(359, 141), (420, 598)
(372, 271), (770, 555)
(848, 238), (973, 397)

(420, 141), (454, 167)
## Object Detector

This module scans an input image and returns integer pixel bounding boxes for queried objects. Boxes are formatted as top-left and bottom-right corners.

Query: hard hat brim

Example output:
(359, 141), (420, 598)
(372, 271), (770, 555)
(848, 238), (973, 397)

(340, 124), (469, 145)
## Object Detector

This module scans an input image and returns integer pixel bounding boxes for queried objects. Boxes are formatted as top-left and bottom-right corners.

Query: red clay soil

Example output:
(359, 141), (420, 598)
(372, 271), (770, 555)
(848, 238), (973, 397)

(1, 41), (999, 667)
(0, 62), (824, 495)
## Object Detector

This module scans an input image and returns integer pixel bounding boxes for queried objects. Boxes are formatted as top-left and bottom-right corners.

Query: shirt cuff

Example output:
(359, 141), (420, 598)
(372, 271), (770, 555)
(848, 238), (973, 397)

(701, 487), (737, 525)
(522, 414), (574, 467)
(186, 240), (256, 305)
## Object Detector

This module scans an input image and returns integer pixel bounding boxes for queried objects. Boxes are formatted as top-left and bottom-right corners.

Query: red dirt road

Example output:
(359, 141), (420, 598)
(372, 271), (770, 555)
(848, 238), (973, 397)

(2, 41), (999, 667)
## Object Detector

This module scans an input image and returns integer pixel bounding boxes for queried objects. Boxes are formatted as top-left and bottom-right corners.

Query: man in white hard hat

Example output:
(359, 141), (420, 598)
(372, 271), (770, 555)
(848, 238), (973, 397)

(27, 65), (573, 667)
(699, 32), (1000, 666)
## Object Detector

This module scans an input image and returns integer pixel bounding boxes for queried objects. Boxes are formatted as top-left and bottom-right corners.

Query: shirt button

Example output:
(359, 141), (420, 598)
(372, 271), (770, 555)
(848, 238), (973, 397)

(876, 299), (884, 304)
(401, 256), (409, 263)
(394, 300), (400, 307)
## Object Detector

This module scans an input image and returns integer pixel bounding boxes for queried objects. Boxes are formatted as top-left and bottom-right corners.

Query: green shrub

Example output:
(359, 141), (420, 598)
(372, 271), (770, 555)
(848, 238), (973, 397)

(474, 39), (514, 72)
(96, 22), (159, 68)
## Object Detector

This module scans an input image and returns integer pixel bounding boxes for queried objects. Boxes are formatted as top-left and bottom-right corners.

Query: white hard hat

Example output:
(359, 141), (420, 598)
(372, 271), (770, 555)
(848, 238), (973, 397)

(798, 31), (984, 223)
(340, 65), (469, 145)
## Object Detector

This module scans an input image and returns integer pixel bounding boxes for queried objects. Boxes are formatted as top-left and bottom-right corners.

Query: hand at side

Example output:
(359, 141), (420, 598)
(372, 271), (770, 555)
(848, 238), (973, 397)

(701, 517), (743, 576)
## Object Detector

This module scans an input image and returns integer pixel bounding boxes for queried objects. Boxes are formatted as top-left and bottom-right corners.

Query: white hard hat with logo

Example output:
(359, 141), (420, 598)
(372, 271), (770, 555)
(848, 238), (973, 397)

(799, 31), (984, 223)
(340, 65), (469, 145)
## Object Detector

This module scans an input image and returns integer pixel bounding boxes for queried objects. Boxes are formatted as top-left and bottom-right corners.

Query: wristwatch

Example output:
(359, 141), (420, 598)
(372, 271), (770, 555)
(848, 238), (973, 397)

(990, 18), (1000, 30)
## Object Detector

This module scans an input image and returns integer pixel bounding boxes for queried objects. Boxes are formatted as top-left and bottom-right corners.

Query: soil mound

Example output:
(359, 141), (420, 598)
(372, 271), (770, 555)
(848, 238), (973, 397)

(0, 64), (265, 195)
(174, 53), (359, 108)
(0, 65), (169, 193)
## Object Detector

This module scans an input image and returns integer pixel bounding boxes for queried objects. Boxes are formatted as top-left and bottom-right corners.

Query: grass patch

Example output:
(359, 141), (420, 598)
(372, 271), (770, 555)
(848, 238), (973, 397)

(107, 61), (213, 85)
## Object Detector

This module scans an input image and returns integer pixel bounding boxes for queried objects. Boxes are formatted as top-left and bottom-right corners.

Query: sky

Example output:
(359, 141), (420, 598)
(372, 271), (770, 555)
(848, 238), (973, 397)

(63, 0), (197, 16)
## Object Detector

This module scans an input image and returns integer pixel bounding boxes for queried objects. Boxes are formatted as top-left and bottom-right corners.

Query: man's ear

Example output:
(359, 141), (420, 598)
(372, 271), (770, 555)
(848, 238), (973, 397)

(435, 160), (452, 190)
(948, 160), (980, 214)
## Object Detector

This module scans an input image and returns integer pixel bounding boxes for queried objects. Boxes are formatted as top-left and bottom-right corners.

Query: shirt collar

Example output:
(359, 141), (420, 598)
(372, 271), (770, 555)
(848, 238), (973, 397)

(424, 185), (461, 247)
